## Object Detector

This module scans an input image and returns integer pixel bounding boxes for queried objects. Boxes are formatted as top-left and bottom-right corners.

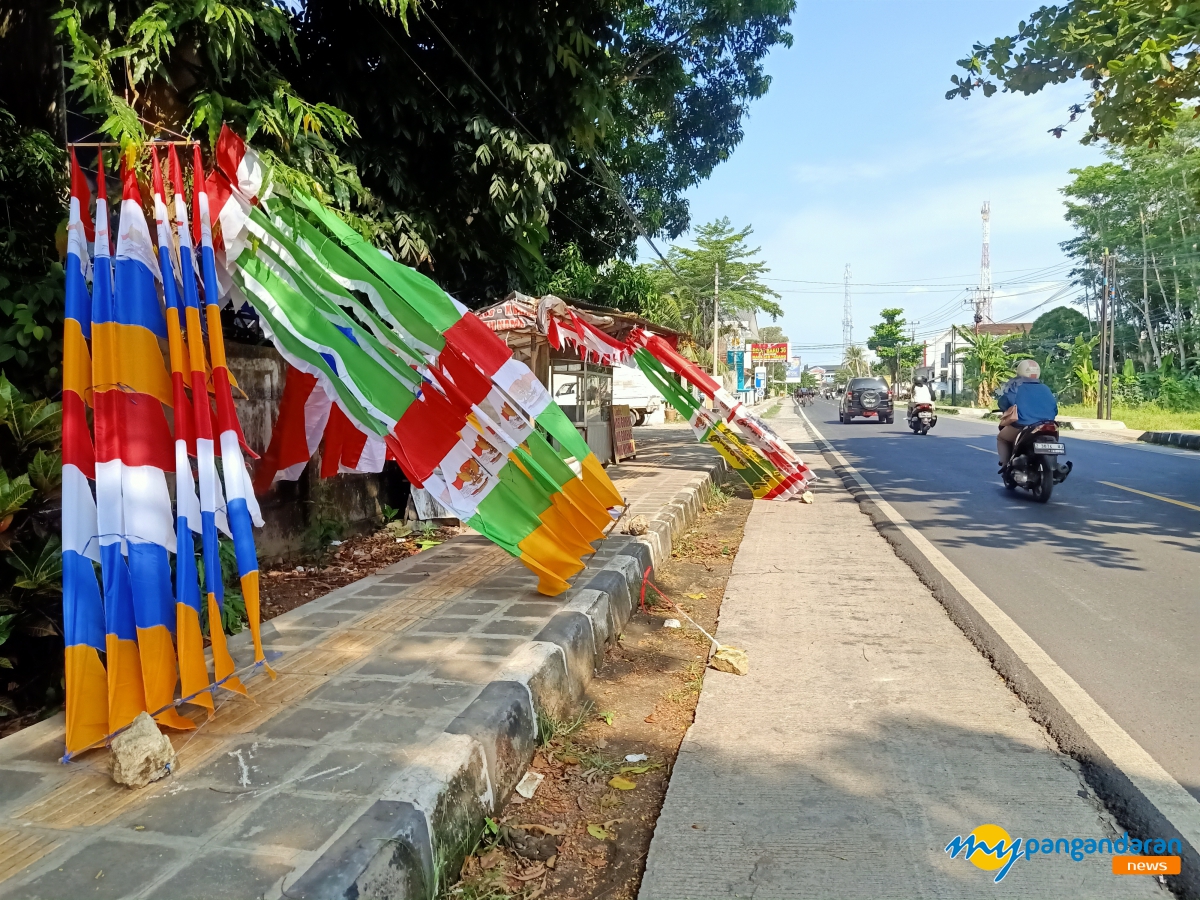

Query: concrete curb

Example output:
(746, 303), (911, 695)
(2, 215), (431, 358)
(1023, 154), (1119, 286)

(798, 415), (1200, 899)
(288, 460), (727, 900)
(1140, 431), (1200, 452)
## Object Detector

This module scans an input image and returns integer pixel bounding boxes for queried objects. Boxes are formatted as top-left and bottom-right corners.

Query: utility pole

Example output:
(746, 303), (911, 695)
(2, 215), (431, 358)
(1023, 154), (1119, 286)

(1097, 252), (1109, 420)
(712, 262), (720, 380)
(1107, 254), (1117, 420)
(842, 264), (853, 358)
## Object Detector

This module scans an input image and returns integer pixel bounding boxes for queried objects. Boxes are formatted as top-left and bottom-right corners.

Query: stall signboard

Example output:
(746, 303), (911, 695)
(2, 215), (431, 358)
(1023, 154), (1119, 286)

(750, 342), (789, 363)
(754, 365), (766, 390)
(611, 404), (636, 461)
(785, 359), (804, 383)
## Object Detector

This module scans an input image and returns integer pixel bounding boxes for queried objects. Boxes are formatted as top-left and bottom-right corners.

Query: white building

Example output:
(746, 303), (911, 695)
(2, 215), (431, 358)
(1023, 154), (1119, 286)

(927, 323), (1033, 402)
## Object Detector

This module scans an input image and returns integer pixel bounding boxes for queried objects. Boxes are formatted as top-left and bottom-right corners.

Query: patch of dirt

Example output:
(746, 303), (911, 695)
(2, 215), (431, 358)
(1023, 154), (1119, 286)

(447, 481), (754, 900)
(259, 523), (462, 622)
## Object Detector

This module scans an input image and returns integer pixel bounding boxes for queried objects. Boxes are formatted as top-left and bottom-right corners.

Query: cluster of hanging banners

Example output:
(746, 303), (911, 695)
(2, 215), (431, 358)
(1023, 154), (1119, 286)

(60, 124), (812, 761)
(491, 298), (818, 501)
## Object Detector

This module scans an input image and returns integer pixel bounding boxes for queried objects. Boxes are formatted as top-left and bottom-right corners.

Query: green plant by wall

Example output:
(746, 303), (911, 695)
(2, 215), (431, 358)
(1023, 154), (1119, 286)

(0, 375), (64, 719)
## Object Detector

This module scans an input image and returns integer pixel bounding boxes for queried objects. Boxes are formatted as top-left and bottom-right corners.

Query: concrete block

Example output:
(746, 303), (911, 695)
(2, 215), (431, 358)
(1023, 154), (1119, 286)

(585, 568), (633, 631)
(532, 612), (596, 710)
(289, 733), (489, 900)
(492, 642), (573, 722)
(563, 589), (612, 667)
(445, 681), (536, 804)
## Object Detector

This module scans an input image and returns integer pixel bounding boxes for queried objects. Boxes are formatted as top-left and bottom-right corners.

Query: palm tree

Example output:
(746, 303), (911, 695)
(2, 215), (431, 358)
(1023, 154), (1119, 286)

(953, 327), (1013, 406)
(842, 345), (869, 378)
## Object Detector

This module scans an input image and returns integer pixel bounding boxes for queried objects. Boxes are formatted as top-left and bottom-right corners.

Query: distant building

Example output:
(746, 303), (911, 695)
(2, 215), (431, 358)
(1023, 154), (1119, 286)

(927, 323), (1032, 401)
(810, 364), (842, 385)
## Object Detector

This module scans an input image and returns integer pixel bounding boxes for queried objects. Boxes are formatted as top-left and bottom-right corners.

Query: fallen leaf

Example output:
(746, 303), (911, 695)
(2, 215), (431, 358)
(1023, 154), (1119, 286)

(545, 854), (557, 869)
(686, 592), (706, 600)
(479, 849), (503, 870)
(559, 755), (579, 765)
(513, 864), (546, 881)
(587, 824), (610, 841)
(644, 714), (656, 723)
(608, 775), (636, 791)
(598, 711), (614, 726)
(587, 855), (607, 868)
(619, 764), (660, 775)
(577, 795), (589, 812)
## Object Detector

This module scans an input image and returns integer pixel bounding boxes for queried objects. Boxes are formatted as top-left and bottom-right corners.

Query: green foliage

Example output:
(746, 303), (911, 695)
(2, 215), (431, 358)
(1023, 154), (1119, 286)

(303, 508), (347, 563)
(0, 109), (67, 399)
(867, 309), (922, 385)
(0, 472), (36, 524)
(1057, 334), (1101, 405)
(947, 2), (1200, 146)
(288, 1), (795, 296)
(842, 345), (868, 378)
(1029, 307), (1089, 343)
(537, 700), (592, 746)
(1056, 116), (1200, 404)
(953, 327), (1014, 407)
(0, 377), (65, 716)
(647, 218), (781, 364)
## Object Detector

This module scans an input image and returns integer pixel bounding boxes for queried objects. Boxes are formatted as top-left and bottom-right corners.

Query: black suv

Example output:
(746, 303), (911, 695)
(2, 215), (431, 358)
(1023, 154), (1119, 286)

(840, 377), (894, 424)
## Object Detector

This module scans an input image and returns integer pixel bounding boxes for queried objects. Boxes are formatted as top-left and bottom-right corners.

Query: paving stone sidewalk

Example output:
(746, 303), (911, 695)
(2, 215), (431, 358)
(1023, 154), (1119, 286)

(639, 403), (1161, 899)
(0, 425), (718, 900)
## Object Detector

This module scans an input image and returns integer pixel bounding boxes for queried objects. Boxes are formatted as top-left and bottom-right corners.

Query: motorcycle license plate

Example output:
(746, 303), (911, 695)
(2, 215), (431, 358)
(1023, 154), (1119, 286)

(918, 412), (932, 419)
(1033, 442), (1065, 454)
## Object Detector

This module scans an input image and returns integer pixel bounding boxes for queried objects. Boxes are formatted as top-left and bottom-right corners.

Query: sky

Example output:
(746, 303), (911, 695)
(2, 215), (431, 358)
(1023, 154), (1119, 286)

(662, 0), (1106, 367)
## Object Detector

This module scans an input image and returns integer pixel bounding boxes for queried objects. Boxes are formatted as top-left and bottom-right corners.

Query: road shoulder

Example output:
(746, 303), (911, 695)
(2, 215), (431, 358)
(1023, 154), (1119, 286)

(640, 403), (1158, 899)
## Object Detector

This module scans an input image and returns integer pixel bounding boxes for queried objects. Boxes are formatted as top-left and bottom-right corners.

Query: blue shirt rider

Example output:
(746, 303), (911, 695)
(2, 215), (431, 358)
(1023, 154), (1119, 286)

(996, 359), (1058, 466)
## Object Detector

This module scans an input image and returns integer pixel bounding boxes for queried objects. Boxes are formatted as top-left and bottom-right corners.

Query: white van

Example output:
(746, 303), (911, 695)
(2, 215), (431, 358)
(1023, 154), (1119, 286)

(613, 365), (664, 426)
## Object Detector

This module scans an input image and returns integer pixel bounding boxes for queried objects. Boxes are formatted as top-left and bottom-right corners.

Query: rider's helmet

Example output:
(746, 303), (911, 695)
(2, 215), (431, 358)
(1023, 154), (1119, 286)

(913, 374), (928, 387)
(1015, 359), (1041, 380)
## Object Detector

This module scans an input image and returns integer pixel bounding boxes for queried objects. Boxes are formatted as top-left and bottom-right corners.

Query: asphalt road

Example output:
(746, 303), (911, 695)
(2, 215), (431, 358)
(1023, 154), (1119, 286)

(801, 398), (1200, 802)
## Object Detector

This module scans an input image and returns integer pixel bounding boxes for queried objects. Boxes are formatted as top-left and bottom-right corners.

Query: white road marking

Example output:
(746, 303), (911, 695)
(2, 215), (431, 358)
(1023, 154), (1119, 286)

(798, 405), (1200, 856)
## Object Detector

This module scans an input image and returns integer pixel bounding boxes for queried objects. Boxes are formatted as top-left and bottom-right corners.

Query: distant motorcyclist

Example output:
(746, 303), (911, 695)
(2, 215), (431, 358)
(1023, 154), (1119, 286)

(996, 359), (1058, 467)
(907, 374), (934, 419)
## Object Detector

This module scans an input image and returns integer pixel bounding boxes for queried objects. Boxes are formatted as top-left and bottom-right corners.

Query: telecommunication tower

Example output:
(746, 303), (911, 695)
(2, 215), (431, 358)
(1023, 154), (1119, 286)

(842, 264), (853, 354)
(974, 202), (993, 326)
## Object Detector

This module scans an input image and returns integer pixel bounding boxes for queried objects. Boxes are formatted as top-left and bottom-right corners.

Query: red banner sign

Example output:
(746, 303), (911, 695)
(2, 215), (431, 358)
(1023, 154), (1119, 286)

(750, 343), (789, 362)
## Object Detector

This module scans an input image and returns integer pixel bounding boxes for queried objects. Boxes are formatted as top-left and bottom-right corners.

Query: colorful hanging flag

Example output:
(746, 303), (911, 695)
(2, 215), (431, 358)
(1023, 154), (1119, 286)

(194, 144), (268, 677)
(62, 151), (108, 757)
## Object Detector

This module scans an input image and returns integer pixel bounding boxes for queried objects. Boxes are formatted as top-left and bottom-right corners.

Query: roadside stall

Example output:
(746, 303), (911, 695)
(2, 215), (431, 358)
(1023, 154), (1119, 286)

(476, 293), (680, 464)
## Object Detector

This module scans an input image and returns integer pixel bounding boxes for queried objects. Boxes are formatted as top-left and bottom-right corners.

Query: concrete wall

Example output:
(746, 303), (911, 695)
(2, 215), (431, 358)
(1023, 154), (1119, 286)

(225, 341), (402, 563)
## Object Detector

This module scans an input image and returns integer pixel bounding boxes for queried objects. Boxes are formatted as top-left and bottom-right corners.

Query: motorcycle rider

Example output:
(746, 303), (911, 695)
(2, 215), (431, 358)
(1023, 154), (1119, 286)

(996, 359), (1058, 467)
(907, 374), (934, 422)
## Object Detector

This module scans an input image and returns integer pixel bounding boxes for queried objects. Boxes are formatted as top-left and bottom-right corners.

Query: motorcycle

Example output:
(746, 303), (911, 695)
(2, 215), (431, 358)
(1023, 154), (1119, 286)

(1002, 420), (1073, 503)
(908, 403), (937, 435)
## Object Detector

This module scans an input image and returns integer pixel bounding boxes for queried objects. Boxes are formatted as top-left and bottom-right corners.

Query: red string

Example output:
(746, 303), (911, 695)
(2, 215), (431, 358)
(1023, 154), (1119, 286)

(639, 564), (675, 613)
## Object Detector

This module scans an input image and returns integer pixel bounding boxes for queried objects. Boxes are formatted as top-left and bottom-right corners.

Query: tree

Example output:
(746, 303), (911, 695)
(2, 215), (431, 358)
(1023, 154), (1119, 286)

(1030, 307), (1089, 343)
(866, 308), (921, 385)
(648, 217), (782, 366)
(758, 325), (787, 343)
(0, 109), (67, 398)
(842, 344), (869, 378)
(288, 0), (796, 296)
(1059, 334), (1101, 405)
(954, 327), (1013, 407)
(799, 369), (819, 389)
(947, 2), (1200, 146)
